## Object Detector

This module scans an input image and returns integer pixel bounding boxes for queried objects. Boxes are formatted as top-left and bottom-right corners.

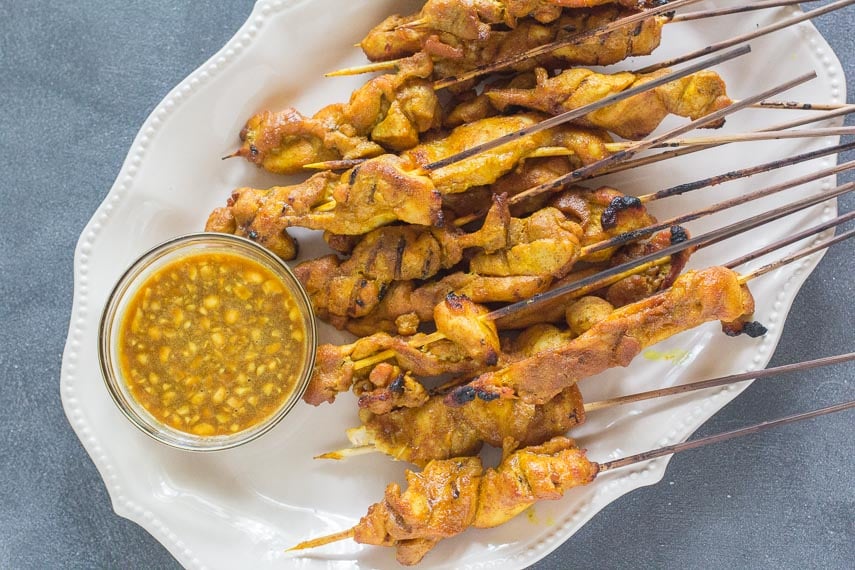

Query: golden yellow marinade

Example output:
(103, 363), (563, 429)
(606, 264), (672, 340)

(118, 251), (306, 436)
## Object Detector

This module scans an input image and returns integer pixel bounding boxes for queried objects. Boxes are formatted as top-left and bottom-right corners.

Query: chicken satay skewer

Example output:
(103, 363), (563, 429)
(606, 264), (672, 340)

(450, 228), (855, 405)
(432, 0), (703, 89)
(322, 351), (855, 462)
(637, 0), (855, 74)
(436, 0), (854, 89)
(503, 70), (818, 205)
(327, 0), (818, 79)
(581, 104), (855, 182)
(346, 185), (853, 374)
(290, 401), (855, 563)
(450, 139), (855, 228)
(309, 129), (854, 176)
(424, 46), (751, 173)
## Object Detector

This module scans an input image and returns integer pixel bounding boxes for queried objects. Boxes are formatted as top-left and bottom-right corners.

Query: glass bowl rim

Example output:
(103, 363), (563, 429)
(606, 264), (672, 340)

(97, 232), (317, 452)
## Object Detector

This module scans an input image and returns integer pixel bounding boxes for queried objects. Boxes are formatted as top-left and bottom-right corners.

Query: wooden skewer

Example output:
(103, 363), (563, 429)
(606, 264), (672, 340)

(750, 100), (847, 112)
(582, 158), (855, 256)
(325, 60), (402, 77)
(636, 141), (855, 204)
(288, 528), (356, 552)
(739, 228), (855, 283)
(506, 70), (818, 205)
(306, 123), (853, 177)
(432, 0), (705, 90)
(303, 158), (368, 171)
(598, 399), (855, 472)
(670, 0), (820, 23)
(291, 399), (855, 551)
(320, 352), (855, 460)
(637, 127), (855, 148)
(580, 104), (855, 183)
(722, 211), (855, 269)
(423, 45), (751, 173)
(585, 353), (855, 412)
(636, 0), (855, 74)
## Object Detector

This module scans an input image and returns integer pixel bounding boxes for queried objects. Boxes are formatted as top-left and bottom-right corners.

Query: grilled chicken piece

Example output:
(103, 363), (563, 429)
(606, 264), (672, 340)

(294, 197), (511, 320)
(488, 67), (732, 140)
(450, 266), (757, 405)
(209, 115), (614, 248)
(339, 185), (659, 335)
(304, 294), (502, 406)
(362, 5), (666, 80)
(348, 384), (585, 466)
(233, 53), (440, 174)
(342, 437), (598, 565)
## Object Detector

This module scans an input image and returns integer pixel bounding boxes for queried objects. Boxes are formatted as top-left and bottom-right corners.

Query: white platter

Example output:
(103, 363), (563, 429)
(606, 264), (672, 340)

(60, 1), (847, 569)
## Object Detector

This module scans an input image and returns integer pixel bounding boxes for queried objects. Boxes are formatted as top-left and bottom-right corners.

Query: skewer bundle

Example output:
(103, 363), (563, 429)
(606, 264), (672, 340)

(209, 0), (855, 565)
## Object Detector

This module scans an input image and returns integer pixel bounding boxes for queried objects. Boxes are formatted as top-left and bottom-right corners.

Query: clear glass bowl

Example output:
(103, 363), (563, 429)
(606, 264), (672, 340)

(98, 233), (317, 451)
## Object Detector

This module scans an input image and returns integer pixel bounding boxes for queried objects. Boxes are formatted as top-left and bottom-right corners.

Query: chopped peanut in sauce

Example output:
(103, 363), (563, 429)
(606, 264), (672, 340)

(118, 252), (307, 436)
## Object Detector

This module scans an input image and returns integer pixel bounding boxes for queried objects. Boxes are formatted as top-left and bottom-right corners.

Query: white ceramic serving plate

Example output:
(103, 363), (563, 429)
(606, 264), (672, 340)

(61, 1), (847, 568)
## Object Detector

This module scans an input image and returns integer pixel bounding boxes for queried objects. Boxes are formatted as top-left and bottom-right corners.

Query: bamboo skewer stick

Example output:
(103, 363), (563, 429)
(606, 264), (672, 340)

(750, 100), (847, 112)
(584, 353), (855, 412)
(581, 158), (855, 256)
(670, 0), (820, 23)
(598, 400), (855, 472)
(291, 399), (855, 551)
(308, 124), (853, 177)
(580, 105), (855, 182)
(325, 60), (401, 77)
(636, 127), (855, 148)
(432, 0), (706, 90)
(636, 0), (855, 74)
(506, 70), (818, 205)
(739, 228), (855, 282)
(636, 141), (855, 204)
(722, 211), (855, 269)
(423, 46), (752, 173)
(321, 351), (855, 460)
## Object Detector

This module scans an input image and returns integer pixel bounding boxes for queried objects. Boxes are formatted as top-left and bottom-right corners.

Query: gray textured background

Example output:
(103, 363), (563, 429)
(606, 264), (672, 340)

(0, 1), (852, 568)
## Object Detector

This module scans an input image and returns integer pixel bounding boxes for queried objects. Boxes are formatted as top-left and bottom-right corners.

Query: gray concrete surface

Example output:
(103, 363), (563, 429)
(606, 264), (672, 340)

(0, 1), (851, 568)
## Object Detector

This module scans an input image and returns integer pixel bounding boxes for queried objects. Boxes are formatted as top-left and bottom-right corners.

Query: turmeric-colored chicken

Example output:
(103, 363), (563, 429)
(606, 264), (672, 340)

(372, 0), (660, 44)
(488, 67), (732, 139)
(338, 185), (662, 336)
(345, 385), (585, 466)
(296, 197), (583, 324)
(335, 311), (602, 465)
(233, 53), (440, 174)
(303, 294), (502, 406)
(361, 5), (667, 80)
(448, 266), (758, 405)
(293, 437), (599, 566)
(207, 115), (614, 254)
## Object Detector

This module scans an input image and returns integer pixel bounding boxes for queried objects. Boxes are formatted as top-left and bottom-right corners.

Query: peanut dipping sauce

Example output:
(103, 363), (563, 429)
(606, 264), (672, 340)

(117, 251), (307, 437)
